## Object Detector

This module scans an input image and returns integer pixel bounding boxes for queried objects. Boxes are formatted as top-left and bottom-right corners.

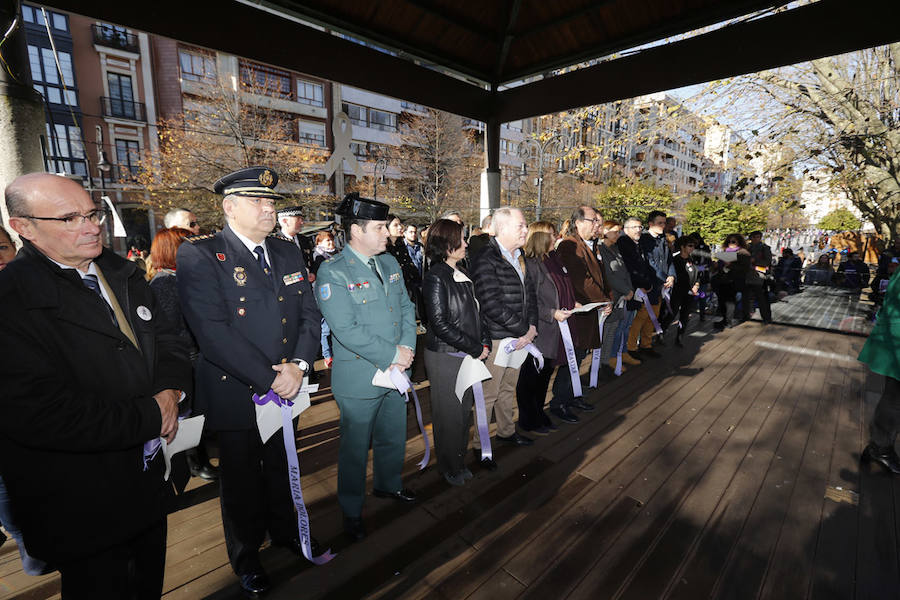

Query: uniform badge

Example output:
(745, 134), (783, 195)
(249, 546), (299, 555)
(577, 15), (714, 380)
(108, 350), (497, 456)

(283, 271), (305, 286)
(319, 283), (331, 301)
(259, 169), (274, 187)
(389, 272), (401, 283)
(136, 305), (152, 321)
(237, 307), (246, 316)
(216, 252), (226, 261)
(233, 266), (248, 286)
(347, 284), (356, 291)
(362, 281), (370, 289)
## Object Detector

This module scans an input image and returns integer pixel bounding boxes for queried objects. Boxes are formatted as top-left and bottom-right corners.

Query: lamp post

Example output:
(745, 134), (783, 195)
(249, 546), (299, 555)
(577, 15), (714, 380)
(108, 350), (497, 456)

(95, 125), (112, 244)
(517, 133), (567, 220)
(372, 157), (387, 201)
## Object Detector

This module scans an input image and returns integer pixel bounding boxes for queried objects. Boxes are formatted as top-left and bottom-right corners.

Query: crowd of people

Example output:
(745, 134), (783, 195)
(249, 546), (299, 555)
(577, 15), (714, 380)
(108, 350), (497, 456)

(2, 165), (894, 599)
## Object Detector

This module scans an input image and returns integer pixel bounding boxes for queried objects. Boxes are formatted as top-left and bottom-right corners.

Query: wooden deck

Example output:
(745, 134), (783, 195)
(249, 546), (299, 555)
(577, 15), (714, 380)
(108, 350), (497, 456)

(2, 319), (898, 599)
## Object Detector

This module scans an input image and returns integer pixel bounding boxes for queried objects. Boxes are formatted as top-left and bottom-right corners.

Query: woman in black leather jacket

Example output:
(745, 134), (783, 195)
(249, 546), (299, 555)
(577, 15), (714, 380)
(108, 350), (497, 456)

(423, 219), (490, 486)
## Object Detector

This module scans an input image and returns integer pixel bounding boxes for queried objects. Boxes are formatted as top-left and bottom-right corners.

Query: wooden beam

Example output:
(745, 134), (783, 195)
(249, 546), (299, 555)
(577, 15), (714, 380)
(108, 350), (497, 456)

(496, 0), (900, 122)
(42, 0), (495, 120)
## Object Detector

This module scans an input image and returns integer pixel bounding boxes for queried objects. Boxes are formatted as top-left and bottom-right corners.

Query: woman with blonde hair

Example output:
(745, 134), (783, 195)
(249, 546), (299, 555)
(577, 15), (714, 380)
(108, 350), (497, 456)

(516, 221), (581, 431)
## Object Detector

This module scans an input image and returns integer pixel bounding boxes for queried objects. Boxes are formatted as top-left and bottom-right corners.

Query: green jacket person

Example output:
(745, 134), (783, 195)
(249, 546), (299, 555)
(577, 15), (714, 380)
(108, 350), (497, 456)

(316, 193), (417, 541)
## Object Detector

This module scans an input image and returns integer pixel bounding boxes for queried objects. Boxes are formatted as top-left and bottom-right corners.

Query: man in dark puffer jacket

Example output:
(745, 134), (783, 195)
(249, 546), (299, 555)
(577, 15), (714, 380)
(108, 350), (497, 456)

(470, 207), (538, 470)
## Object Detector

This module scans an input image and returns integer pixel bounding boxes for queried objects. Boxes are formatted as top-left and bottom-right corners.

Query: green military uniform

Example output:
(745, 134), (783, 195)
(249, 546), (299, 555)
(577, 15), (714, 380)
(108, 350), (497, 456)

(316, 240), (416, 518)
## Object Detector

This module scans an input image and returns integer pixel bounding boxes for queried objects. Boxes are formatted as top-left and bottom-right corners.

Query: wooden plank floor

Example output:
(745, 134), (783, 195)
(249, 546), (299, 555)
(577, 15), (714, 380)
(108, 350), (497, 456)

(2, 319), (897, 600)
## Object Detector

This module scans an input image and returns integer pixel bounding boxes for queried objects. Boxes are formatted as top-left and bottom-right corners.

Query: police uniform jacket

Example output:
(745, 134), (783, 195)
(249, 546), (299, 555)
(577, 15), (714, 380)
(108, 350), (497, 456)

(0, 242), (191, 564)
(177, 225), (321, 431)
(316, 248), (416, 399)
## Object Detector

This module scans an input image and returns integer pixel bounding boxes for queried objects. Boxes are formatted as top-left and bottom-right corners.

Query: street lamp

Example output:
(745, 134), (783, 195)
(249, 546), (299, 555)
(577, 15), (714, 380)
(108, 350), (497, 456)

(372, 157), (387, 201)
(517, 133), (567, 220)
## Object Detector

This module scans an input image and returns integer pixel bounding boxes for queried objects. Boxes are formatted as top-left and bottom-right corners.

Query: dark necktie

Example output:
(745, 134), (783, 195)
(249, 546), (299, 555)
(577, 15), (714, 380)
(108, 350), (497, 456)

(82, 273), (118, 326)
(367, 257), (383, 285)
(253, 246), (272, 280)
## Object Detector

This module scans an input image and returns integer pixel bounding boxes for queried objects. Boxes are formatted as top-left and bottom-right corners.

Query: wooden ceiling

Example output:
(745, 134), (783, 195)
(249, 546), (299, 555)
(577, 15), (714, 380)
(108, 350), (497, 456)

(41, 0), (900, 122)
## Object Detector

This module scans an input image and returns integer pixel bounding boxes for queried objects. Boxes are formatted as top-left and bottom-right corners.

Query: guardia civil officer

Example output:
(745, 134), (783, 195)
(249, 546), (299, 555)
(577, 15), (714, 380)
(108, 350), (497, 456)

(176, 167), (321, 597)
(315, 193), (417, 541)
(276, 205), (314, 281)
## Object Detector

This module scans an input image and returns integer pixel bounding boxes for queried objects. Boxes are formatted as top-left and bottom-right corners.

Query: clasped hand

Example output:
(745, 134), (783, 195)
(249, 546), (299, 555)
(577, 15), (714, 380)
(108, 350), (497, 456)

(154, 389), (181, 443)
(271, 362), (304, 399)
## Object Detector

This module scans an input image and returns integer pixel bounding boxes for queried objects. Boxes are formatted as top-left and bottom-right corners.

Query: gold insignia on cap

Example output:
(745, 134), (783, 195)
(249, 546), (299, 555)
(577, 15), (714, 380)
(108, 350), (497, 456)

(259, 169), (274, 187)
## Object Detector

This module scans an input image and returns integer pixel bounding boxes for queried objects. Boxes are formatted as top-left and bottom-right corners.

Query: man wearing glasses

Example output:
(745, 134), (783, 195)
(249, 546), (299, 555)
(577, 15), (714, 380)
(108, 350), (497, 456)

(163, 207), (201, 235)
(176, 166), (322, 597)
(0, 172), (192, 598)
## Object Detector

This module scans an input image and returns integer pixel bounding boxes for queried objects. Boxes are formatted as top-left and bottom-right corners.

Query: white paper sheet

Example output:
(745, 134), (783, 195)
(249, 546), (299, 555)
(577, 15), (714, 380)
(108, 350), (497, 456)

(455, 355), (492, 402)
(714, 251), (738, 263)
(492, 337), (528, 369)
(254, 379), (312, 444)
(372, 368), (396, 389)
(569, 301), (610, 314)
(161, 415), (205, 481)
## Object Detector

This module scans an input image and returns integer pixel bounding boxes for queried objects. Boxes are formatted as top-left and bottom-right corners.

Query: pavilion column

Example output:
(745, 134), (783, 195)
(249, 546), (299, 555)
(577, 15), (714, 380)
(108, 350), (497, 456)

(0, 0), (46, 245)
(479, 115), (500, 226)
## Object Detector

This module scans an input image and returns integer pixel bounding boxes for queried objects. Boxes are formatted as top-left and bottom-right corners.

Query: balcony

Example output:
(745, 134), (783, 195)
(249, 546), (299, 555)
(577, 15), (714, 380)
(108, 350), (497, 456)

(92, 24), (140, 54)
(101, 96), (146, 122)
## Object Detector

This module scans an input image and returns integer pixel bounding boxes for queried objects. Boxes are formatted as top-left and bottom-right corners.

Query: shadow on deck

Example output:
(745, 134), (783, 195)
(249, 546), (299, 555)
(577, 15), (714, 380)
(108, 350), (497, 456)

(2, 318), (897, 600)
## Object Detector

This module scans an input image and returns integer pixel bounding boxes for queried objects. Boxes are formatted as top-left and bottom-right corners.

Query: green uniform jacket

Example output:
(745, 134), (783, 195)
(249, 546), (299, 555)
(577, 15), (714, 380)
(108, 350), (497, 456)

(859, 270), (900, 379)
(317, 249), (416, 398)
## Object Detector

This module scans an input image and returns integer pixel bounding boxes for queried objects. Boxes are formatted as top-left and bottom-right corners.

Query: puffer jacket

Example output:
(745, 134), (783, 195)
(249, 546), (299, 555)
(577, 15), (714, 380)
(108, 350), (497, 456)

(471, 238), (538, 340)
(423, 261), (489, 356)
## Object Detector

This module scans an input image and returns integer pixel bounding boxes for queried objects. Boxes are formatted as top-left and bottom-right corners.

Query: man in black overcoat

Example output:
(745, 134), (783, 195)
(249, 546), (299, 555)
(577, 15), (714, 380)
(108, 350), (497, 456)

(177, 167), (321, 597)
(0, 173), (191, 599)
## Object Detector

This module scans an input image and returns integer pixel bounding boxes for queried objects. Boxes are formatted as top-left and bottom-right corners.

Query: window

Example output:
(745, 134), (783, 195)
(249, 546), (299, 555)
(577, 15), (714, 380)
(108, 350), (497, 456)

(107, 72), (136, 119)
(179, 49), (216, 83)
(52, 13), (67, 32)
(343, 103), (367, 127)
(28, 45), (77, 107)
(298, 120), (326, 147)
(350, 142), (368, 159)
(297, 79), (324, 107)
(369, 108), (396, 132)
(44, 124), (86, 176)
(115, 139), (140, 179)
(239, 60), (291, 99)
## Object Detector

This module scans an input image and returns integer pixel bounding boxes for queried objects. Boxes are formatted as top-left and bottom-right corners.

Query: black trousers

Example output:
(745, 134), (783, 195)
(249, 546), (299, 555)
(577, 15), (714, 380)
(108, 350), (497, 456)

(217, 425), (298, 576)
(742, 283), (772, 322)
(517, 354), (555, 429)
(58, 520), (166, 600)
(424, 349), (474, 476)
(551, 349), (587, 410)
(871, 376), (900, 448)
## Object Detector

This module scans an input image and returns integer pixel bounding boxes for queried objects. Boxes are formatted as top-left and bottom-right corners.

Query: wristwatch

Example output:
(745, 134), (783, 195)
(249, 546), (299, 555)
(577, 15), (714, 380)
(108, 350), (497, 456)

(290, 358), (310, 373)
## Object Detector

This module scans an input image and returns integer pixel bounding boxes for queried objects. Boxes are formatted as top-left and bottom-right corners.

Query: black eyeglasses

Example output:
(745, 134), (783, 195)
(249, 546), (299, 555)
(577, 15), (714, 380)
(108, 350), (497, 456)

(189, 221), (198, 227)
(23, 209), (107, 230)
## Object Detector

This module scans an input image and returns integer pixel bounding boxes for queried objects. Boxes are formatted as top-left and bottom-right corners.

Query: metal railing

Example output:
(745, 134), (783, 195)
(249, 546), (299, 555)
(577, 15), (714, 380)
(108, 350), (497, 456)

(100, 96), (146, 121)
(91, 24), (140, 53)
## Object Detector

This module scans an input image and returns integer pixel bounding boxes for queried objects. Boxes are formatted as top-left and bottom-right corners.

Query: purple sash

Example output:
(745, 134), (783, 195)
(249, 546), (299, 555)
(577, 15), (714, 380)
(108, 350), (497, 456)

(387, 368), (431, 470)
(635, 288), (663, 334)
(252, 390), (335, 564)
(589, 311), (609, 388)
(503, 340), (544, 370)
(558, 320), (583, 398)
(448, 352), (492, 461)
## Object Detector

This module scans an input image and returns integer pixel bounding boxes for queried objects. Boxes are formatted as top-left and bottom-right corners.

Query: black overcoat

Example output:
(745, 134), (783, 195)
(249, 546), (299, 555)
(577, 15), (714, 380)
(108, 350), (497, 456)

(0, 242), (192, 564)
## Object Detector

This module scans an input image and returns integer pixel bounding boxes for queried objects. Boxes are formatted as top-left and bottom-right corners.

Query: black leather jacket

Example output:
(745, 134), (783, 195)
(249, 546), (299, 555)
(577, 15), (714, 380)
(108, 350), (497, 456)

(423, 261), (489, 356)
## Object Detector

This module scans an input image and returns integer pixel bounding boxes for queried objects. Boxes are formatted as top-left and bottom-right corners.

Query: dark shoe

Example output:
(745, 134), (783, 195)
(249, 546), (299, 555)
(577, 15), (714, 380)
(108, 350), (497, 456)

(570, 399), (595, 412)
(274, 536), (321, 557)
(443, 471), (466, 486)
(344, 516), (366, 541)
(461, 467), (474, 480)
(496, 432), (534, 446)
(861, 443), (900, 474)
(713, 320), (726, 331)
(627, 350), (644, 362)
(480, 457), (498, 471)
(190, 463), (220, 480)
(601, 364), (617, 379)
(372, 487), (417, 502)
(550, 406), (580, 423)
(640, 348), (661, 359)
(239, 572), (271, 597)
(521, 424), (550, 436)
(541, 413), (559, 431)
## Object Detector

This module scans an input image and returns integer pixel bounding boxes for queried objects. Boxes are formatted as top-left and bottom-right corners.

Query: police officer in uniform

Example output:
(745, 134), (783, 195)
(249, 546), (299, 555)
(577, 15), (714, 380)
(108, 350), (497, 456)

(176, 167), (321, 597)
(316, 193), (417, 541)
(277, 205), (314, 280)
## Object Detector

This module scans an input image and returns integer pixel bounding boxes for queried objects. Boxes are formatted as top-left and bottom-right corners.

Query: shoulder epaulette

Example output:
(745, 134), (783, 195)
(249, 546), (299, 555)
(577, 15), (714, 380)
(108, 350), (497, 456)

(186, 233), (216, 244)
(268, 232), (291, 241)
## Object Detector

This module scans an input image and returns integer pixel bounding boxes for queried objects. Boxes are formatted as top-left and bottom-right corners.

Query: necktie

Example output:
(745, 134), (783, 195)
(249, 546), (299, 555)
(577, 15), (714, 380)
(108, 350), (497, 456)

(82, 273), (118, 326)
(253, 246), (272, 280)
(368, 257), (383, 285)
